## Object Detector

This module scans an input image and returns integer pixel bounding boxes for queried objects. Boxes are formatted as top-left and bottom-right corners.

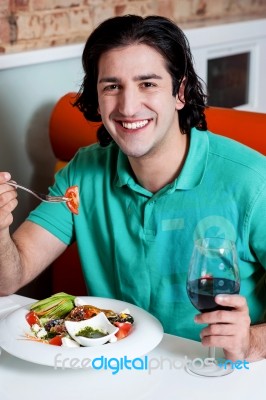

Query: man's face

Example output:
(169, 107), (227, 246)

(97, 44), (185, 160)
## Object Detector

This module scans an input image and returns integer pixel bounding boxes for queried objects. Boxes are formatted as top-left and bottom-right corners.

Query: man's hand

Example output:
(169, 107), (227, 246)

(0, 172), (18, 233)
(0, 172), (67, 296)
(194, 294), (251, 361)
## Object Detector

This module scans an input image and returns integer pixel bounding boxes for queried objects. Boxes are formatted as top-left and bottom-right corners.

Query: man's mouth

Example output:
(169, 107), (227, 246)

(120, 119), (149, 130)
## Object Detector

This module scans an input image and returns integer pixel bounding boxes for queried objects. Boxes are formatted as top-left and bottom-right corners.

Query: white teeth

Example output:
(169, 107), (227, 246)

(122, 120), (149, 129)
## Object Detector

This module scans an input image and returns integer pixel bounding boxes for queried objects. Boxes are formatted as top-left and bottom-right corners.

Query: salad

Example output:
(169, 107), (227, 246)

(25, 293), (134, 347)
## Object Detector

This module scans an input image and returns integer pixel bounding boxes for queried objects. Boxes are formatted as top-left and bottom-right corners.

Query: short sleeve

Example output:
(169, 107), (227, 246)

(248, 182), (266, 269)
(27, 158), (79, 245)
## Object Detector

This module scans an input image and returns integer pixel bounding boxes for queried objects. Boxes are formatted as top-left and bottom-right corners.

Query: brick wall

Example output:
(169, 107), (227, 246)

(1, 0), (266, 54)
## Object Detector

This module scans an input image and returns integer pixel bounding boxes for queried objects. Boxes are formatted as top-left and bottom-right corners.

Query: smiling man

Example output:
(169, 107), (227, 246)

(97, 44), (188, 192)
(0, 15), (266, 363)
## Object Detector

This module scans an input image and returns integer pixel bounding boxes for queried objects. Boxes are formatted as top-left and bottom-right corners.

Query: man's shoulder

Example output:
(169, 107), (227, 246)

(207, 130), (266, 178)
(74, 142), (119, 166)
(60, 142), (120, 183)
(77, 141), (118, 157)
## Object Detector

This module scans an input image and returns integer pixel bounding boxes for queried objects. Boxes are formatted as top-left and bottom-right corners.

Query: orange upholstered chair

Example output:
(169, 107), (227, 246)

(49, 92), (266, 294)
(49, 92), (102, 172)
(205, 107), (266, 155)
(49, 93), (100, 295)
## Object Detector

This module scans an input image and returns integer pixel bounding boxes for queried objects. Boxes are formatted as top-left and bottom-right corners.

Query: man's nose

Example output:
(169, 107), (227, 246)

(118, 88), (141, 116)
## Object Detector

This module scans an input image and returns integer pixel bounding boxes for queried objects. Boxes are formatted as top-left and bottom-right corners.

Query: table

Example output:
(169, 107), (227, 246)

(0, 295), (265, 400)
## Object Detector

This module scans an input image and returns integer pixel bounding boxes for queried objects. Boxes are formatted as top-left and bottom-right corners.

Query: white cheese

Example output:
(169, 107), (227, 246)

(31, 323), (41, 333)
(36, 328), (47, 338)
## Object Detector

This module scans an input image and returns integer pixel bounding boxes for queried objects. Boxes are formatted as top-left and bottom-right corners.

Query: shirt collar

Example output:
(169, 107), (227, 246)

(114, 127), (209, 194)
(172, 127), (209, 191)
(115, 149), (152, 196)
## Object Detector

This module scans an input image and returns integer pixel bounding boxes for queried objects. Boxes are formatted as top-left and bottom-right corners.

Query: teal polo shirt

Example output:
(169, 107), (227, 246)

(27, 128), (266, 341)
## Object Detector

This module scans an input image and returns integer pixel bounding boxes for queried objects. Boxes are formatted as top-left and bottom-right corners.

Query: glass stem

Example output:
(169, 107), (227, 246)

(208, 346), (216, 360)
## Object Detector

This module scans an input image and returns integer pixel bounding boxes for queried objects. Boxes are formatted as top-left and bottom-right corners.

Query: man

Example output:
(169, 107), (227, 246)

(0, 15), (265, 362)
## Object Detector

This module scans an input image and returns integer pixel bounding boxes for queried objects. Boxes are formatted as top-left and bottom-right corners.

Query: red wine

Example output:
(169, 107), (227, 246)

(187, 277), (240, 312)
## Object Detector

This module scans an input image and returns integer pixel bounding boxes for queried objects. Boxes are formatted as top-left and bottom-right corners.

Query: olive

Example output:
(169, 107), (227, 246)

(44, 319), (64, 331)
(117, 313), (134, 324)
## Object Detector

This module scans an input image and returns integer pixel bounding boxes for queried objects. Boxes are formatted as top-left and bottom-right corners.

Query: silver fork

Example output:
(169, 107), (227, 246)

(6, 180), (69, 203)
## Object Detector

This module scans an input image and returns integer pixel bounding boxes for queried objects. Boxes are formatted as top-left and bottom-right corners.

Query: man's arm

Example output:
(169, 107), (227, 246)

(0, 172), (67, 296)
(195, 294), (266, 362)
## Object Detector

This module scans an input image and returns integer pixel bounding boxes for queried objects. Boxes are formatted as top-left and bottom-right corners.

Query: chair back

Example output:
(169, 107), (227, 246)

(205, 107), (266, 155)
(50, 93), (266, 162)
(49, 92), (101, 171)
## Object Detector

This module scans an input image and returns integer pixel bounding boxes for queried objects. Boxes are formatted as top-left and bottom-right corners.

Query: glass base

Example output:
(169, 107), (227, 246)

(185, 360), (234, 377)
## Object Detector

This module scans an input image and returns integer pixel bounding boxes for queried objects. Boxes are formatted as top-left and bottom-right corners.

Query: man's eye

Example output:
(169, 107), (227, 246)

(141, 82), (156, 88)
(104, 84), (119, 91)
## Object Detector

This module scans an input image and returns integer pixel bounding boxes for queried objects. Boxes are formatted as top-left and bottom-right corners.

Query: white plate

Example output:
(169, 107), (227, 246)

(0, 296), (163, 368)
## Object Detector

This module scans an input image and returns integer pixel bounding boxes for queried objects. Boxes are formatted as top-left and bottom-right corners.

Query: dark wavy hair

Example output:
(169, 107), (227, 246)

(74, 15), (208, 147)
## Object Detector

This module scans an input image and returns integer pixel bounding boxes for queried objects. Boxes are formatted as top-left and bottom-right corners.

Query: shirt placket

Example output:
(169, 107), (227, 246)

(143, 199), (157, 241)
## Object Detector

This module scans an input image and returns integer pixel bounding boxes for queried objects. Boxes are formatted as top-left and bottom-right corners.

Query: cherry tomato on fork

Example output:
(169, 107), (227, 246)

(65, 185), (79, 215)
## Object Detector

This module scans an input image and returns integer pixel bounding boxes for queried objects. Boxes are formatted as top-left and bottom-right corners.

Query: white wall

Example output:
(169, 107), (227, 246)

(186, 18), (266, 113)
(0, 49), (84, 297)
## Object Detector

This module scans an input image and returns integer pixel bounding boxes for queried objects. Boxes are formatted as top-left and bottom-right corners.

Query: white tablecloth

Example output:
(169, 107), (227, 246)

(0, 295), (265, 400)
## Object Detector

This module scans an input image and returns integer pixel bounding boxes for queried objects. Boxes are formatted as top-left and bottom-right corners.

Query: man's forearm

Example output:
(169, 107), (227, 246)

(247, 323), (266, 362)
(0, 230), (24, 296)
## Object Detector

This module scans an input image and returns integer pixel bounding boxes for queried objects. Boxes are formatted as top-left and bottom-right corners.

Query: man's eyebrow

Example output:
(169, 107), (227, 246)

(98, 74), (162, 84)
(133, 74), (162, 81)
(98, 77), (119, 84)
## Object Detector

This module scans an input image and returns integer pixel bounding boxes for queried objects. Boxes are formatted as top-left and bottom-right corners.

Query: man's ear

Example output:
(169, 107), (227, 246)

(175, 77), (186, 111)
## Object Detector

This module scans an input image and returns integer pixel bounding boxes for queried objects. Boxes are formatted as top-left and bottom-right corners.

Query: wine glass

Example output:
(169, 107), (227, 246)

(186, 237), (240, 377)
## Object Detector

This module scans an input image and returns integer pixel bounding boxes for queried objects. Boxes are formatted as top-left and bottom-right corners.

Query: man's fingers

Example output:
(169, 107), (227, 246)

(195, 309), (237, 324)
(0, 172), (11, 184)
(201, 323), (236, 338)
(215, 294), (248, 310)
(194, 295), (250, 325)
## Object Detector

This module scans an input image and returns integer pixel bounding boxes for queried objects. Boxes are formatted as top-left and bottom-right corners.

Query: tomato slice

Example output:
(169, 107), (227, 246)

(114, 322), (133, 340)
(49, 335), (63, 346)
(26, 311), (40, 327)
(65, 185), (79, 215)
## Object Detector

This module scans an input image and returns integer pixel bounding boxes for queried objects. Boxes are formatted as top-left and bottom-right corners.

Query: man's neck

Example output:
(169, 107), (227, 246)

(128, 133), (189, 193)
